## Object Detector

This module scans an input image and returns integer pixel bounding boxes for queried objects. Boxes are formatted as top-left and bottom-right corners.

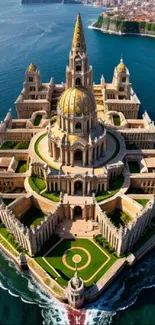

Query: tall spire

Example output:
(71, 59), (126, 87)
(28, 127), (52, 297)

(72, 13), (86, 52)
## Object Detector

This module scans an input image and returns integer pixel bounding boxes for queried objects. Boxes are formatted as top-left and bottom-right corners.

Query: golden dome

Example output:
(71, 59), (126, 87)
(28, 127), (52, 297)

(27, 63), (37, 73)
(117, 59), (127, 73)
(58, 87), (95, 116)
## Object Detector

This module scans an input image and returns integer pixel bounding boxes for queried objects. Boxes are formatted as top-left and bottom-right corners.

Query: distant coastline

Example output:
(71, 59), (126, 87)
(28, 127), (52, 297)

(92, 14), (155, 38)
(21, 0), (81, 4)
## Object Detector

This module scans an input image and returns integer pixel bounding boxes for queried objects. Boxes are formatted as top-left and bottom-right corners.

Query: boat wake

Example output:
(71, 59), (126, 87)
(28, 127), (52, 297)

(1, 249), (155, 325)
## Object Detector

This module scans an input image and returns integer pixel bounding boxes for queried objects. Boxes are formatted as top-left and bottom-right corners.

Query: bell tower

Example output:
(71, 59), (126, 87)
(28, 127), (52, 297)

(66, 13), (92, 90)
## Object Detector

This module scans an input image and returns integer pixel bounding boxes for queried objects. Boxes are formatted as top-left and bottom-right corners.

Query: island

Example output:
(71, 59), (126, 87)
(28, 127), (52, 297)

(1, 13), (155, 309)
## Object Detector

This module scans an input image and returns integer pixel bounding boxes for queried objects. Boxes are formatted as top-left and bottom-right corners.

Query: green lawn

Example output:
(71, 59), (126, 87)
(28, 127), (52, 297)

(0, 225), (26, 254)
(113, 116), (120, 126)
(34, 115), (42, 126)
(96, 174), (124, 202)
(16, 160), (29, 173)
(107, 209), (133, 228)
(20, 207), (46, 228)
(29, 176), (46, 194)
(42, 191), (60, 202)
(34, 134), (59, 170)
(29, 177), (60, 202)
(135, 199), (149, 207)
(128, 161), (140, 173)
(35, 238), (116, 288)
(0, 141), (29, 150)
(0, 235), (18, 257)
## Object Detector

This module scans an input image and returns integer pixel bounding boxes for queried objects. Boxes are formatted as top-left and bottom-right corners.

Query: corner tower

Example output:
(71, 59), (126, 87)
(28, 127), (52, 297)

(66, 13), (92, 90)
(112, 58), (131, 100)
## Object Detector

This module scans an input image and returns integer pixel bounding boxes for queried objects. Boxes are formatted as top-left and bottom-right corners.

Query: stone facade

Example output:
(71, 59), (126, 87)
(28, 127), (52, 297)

(0, 13), (155, 265)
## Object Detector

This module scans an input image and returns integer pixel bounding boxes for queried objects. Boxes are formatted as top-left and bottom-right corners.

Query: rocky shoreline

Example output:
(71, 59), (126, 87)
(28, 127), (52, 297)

(90, 24), (155, 38)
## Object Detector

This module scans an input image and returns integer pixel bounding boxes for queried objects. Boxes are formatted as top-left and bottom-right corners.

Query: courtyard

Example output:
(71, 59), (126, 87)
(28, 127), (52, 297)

(35, 238), (117, 288)
(20, 207), (46, 228)
(107, 208), (133, 228)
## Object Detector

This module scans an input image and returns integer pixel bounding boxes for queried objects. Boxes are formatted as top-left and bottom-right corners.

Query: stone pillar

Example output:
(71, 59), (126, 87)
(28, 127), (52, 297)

(53, 143), (57, 161)
(71, 151), (74, 167)
(65, 149), (68, 165)
(88, 149), (92, 166)
(70, 208), (74, 220)
(60, 147), (63, 163)
(87, 181), (90, 195)
(58, 179), (60, 191)
(67, 181), (70, 195)
(71, 182), (74, 195)
(50, 142), (53, 156)
(83, 180), (86, 195)
(82, 207), (86, 220)
(83, 150), (86, 167)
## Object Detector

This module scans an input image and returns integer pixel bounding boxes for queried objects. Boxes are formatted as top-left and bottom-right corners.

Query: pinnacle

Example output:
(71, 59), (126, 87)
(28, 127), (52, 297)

(72, 13), (86, 52)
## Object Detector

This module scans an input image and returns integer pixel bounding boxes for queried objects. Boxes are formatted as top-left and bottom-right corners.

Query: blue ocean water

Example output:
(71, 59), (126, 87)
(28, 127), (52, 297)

(1, 1), (155, 324)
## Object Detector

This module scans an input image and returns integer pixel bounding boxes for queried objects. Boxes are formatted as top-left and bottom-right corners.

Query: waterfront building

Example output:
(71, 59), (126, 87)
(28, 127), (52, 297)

(1, 13), (155, 307)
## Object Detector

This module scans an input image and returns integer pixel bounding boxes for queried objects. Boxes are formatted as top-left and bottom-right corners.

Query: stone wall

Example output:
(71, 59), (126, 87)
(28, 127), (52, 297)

(0, 195), (63, 256)
(96, 195), (155, 255)
(16, 102), (50, 119)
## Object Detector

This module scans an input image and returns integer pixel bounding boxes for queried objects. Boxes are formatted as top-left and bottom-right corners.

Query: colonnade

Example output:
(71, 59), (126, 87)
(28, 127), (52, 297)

(48, 140), (106, 167)
(105, 103), (139, 119)
(47, 178), (107, 196)
(58, 114), (95, 134)
(31, 163), (46, 179)
(123, 133), (155, 149)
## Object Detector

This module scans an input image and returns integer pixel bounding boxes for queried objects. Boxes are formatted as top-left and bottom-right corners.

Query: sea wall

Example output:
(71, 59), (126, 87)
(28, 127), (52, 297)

(93, 15), (155, 36)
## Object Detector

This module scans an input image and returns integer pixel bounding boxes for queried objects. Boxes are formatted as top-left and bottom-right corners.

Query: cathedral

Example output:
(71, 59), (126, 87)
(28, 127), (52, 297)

(1, 13), (155, 308)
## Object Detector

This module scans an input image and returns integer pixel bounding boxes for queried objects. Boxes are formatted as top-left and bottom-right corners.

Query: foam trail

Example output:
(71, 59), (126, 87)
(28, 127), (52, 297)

(0, 23), (36, 44)
(25, 24), (54, 59)
(1, 249), (155, 325)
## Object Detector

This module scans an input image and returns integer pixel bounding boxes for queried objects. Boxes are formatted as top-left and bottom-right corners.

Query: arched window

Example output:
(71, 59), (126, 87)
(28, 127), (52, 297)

(122, 77), (126, 83)
(75, 77), (81, 86)
(76, 63), (81, 72)
(119, 87), (124, 92)
(29, 77), (33, 82)
(75, 122), (81, 132)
